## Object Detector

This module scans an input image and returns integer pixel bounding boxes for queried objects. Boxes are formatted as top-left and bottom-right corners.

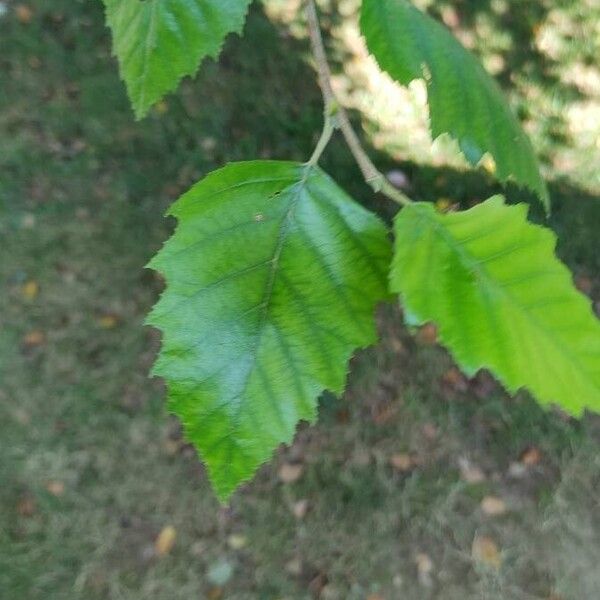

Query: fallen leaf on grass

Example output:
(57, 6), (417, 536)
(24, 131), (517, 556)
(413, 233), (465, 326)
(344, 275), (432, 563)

(23, 330), (45, 348)
(154, 526), (176, 556)
(46, 481), (65, 497)
(15, 4), (33, 23)
(480, 496), (507, 516)
(278, 463), (304, 484)
(472, 535), (501, 569)
(520, 446), (542, 466)
(459, 458), (486, 483)
(22, 280), (39, 300)
(97, 314), (119, 329)
(389, 453), (414, 472)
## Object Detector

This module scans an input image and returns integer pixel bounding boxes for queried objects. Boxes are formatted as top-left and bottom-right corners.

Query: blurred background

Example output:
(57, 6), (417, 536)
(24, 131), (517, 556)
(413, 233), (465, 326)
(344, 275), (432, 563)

(1, 0), (599, 598)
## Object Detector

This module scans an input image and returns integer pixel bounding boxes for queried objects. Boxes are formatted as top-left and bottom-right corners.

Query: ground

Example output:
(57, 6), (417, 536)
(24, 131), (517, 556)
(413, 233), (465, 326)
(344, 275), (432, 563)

(1, 1), (599, 599)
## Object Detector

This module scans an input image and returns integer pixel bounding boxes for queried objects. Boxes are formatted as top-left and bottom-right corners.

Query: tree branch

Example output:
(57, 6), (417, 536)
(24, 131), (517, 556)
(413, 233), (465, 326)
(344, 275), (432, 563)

(304, 0), (412, 207)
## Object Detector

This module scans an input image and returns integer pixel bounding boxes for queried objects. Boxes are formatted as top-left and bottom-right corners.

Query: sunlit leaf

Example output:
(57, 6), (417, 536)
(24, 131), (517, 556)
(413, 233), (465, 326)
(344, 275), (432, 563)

(391, 197), (600, 415)
(361, 0), (549, 208)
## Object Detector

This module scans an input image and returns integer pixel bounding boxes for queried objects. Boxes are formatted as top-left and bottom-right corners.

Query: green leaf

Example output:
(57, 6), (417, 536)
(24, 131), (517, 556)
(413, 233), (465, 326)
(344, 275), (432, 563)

(360, 0), (549, 209)
(391, 198), (600, 416)
(147, 161), (392, 500)
(102, 0), (253, 119)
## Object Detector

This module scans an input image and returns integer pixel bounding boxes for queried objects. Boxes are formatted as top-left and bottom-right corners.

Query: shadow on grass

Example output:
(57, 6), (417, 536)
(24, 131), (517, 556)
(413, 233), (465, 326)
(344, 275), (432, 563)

(1, 2), (600, 599)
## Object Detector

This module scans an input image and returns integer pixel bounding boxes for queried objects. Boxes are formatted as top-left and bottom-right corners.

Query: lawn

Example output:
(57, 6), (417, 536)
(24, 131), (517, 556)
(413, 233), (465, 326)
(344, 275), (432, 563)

(1, 1), (599, 599)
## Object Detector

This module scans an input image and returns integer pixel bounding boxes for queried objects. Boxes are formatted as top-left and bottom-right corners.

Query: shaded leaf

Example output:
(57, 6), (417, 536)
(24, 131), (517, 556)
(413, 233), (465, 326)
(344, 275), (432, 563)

(391, 197), (600, 415)
(361, 0), (548, 208)
(102, 0), (252, 118)
(148, 161), (391, 500)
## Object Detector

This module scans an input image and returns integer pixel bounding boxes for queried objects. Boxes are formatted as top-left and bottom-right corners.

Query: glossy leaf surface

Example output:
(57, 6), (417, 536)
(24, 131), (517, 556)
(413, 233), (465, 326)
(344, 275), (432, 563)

(148, 161), (392, 500)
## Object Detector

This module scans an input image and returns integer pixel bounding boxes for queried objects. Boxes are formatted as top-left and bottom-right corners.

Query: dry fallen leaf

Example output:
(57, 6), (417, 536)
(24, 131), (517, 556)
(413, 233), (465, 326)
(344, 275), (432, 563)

(390, 453), (414, 472)
(459, 458), (486, 483)
(154, 525), (177, 556)
(278, 463), (304, 484)
(98, 314), (119, 329)
(520, 446), (542, 466)
(46, 481), (65, 497)
(22, 280), (39, 300)
(23, 330), (45, 348)
(481, 496), (507, 516)
(472, 535), (501, 569)
(15, 4), (33, 23)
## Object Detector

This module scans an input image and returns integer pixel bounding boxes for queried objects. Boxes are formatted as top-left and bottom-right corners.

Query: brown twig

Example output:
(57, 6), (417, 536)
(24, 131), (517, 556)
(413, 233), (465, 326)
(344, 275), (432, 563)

(304, 0), (412, 206)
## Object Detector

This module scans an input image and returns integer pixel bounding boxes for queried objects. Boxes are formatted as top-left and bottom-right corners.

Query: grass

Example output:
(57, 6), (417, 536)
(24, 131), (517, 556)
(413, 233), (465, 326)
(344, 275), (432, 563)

(1, 1), (599, 599)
